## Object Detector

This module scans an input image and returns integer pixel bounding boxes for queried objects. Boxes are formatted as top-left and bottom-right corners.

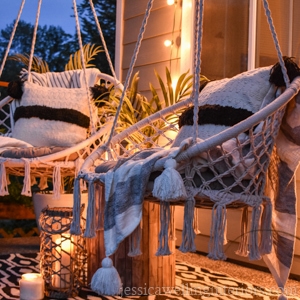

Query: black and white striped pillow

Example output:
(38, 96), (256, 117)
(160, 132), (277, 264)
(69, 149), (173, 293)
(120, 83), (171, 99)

(11, 81), (94, 147)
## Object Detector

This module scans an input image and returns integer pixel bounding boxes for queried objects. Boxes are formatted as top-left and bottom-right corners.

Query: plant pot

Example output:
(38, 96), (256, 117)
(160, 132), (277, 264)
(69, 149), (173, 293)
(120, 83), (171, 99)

(33, 192), (88, 231)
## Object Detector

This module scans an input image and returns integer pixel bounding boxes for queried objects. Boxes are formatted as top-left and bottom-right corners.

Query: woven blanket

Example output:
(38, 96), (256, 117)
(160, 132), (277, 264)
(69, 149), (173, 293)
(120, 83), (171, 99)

(262, 95), (300, 296)
(101, 139), (195, 256)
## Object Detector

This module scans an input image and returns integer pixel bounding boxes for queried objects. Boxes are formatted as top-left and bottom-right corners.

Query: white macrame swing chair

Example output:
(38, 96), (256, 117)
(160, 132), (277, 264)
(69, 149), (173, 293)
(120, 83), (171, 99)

(0, 0), (124, 200)
(71, 0), (300, 299)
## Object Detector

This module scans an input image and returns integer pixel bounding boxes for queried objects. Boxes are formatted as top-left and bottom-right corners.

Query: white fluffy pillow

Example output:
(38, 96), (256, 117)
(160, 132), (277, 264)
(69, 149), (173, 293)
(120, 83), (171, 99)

(12, 81), (94, 147)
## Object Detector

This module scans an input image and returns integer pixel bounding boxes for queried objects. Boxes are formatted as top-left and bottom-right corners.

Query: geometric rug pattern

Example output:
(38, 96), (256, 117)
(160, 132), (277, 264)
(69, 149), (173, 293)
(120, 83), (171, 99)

(0, 253), (299, 300)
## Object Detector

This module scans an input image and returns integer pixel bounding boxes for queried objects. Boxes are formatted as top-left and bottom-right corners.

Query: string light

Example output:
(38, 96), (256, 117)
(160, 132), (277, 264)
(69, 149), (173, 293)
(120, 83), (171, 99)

(167, 0), (175, 5)
(164, 39), (173, 47)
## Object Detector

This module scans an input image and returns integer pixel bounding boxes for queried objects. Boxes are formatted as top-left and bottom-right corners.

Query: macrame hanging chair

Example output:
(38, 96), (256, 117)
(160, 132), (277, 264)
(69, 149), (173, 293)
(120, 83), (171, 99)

(71, 0), (300, 299)
(0, 0), (124, 199)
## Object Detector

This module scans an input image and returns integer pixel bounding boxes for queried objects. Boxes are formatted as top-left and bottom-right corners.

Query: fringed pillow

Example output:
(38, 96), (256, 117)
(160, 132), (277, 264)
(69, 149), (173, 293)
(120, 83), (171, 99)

(11, 81), (95, 147)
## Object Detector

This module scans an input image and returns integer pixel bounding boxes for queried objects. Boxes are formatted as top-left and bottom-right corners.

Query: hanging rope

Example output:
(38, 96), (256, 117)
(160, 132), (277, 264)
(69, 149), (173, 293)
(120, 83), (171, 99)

(102, 0), (154, 150)
(27, 0), (42, 83)
(262, 0), (289, 87)
(192, 0), (204, 144)
(88, 0), (117, 79)
(73, 0), (96, 135)
(0, 0), (26, 77)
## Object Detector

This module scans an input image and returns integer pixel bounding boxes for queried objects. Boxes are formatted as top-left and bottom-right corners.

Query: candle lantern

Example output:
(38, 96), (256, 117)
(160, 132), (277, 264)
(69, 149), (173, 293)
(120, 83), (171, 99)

(39, 205), (87, 299)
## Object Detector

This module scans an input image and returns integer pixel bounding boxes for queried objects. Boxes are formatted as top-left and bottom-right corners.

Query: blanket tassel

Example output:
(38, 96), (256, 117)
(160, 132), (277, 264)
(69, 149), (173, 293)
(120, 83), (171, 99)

(179, 197), (196, 253)
(91, 257), (122, 296)
(208, 203), (227, 260)
(156, 201), (172, 256)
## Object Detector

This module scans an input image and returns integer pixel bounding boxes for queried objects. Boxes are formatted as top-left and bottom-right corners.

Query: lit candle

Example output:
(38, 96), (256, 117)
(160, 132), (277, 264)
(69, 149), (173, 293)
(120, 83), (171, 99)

(52, 235), (72, 288)
(19, 273), (44, 300)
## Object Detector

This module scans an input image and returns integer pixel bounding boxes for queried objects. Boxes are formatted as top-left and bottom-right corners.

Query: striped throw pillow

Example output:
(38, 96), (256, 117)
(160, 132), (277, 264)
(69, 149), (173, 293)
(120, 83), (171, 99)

(12, 81), (94, 147)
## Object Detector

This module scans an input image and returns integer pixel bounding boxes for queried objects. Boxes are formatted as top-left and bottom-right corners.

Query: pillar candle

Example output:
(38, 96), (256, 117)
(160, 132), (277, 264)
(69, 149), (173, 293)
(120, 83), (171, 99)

(19, 273), (44, 300)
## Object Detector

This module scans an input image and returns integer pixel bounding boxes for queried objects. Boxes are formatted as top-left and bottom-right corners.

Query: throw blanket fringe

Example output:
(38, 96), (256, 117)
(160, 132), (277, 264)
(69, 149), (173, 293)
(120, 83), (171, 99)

(208, 203), (227, 260)
(156, 201), (172, 256)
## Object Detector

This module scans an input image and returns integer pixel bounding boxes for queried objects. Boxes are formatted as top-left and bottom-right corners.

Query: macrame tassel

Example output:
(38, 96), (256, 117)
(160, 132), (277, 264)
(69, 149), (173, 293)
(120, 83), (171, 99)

(70, 178), (82, 235)
(95, 183), (104, 231)
(38, 176), (48, 190)
(236, 207), (249, 257)
(259, 199), (273, 255)
(21, 159), (32, 196)
(179, 197), (196, 253)
(153, 158), (187, 201)
(156, 201), (172, 256)
(249, 205), (262, 260)
(207, 204), (227, 260)
(128, 223), (142, 256)
(91, 257), (122, 296)
(278, 293), (288, 300)
(169, 206), (177, 241)
(52, 165), (61, 200)
(84, 180), (96, 238)
(0, 161), (9, 196)
(193, 208), (201, 235)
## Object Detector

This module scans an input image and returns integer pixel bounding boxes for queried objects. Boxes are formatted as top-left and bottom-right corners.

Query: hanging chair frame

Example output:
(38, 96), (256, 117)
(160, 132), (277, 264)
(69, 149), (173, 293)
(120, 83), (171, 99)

(0, 0), (124, 198)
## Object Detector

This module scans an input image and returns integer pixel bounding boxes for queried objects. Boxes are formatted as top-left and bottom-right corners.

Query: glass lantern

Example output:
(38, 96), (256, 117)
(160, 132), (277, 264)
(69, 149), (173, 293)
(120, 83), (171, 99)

(39, 205), (87, 299)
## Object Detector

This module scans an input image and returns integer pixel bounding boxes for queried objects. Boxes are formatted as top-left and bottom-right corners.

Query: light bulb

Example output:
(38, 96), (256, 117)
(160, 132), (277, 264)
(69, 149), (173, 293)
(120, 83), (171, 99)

(164, 39), (173, 47)
(167, 0), (175, 5)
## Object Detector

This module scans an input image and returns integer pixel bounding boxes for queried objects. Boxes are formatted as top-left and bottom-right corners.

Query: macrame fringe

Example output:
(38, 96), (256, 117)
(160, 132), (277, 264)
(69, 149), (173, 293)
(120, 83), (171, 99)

(95, 183), (104, 231)
(235, 207), (249, 257)
(84, 180), (96, 238)
(91, 257), (122, 296)
(128, 223), (142, 256)
(156, 201), (172, 256)
(207, 204), (227, 260)
(153, 158), (187, 201)
(249, 205), (262, 260)
(170, 206), (177, 240)
(38, 176), (48, 190)
(278, 293), (288, 300)
(52, 165), (61, 200)
(259, 199), (273, 255)
(0, 161), (9, 196)
(193, 208), (201, 235)
(21, 159), (32, 196)
(179, 197), (196, 253)
(70, 178), (82, 235)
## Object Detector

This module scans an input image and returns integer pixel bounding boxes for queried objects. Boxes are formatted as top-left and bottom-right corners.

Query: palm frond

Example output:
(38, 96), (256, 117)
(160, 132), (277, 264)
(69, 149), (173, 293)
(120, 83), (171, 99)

(65, 44), (103, 71)
(8, 53), (50, 73)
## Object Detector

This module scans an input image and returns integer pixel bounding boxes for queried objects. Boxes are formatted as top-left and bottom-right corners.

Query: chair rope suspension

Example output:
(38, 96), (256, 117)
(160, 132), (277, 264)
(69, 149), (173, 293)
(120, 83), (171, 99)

(0, 0), (26, 78)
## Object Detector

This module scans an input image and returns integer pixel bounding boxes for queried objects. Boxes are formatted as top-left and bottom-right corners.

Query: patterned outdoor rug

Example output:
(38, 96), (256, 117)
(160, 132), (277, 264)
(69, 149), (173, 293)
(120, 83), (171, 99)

(0, 253), (299, 300)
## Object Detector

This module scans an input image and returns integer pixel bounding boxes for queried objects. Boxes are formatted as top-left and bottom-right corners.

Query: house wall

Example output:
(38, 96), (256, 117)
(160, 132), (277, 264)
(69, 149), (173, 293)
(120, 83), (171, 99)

(118, 0), (300, 277)
(118, 0), (182, 100)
